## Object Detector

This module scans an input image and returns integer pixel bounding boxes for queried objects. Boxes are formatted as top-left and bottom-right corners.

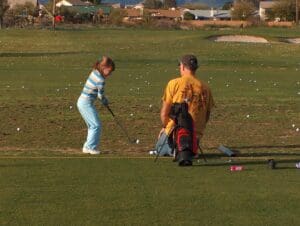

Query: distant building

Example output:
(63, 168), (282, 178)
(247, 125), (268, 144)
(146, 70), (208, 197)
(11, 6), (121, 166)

(56, 0), (93, 7)
(185, 9), (231, 20)
(124, 8), (143, 21)
(259, 1), (276, 21)
(147, 9), (182, 21)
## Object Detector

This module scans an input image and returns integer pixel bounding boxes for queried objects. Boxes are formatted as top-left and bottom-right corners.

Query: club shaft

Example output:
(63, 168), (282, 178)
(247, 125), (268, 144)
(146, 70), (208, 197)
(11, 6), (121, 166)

(106, 105), (133, 143)
(198, 145), (207, 162)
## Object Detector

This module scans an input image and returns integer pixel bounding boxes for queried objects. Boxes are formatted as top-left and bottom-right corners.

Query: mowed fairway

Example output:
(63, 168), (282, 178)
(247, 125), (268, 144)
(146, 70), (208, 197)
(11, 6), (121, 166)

(0, 28), (300, 225)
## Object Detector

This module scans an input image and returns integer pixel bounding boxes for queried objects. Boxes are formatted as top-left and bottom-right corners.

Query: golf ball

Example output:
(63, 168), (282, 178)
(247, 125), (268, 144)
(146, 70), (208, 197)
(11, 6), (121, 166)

(17, 128), (20, 131)
(296, 128), (299, 132)
(246, 114), (250, 118)
(136, 139), (140, 144)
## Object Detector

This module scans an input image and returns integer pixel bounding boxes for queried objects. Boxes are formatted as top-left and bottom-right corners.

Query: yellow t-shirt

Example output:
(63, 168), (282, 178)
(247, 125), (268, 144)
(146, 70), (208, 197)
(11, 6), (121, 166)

(162, 75), (214, 138)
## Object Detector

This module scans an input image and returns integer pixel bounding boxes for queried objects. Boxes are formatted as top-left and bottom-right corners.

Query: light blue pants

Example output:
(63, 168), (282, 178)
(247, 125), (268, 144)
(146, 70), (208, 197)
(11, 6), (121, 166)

(155, 132), (173, 156)
(77, 97), (101, 151)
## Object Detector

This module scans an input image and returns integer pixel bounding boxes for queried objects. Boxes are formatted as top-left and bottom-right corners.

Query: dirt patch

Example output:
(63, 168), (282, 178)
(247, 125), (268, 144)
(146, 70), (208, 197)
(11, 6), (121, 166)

(286, 38), (300, 44)
(211, 35), (269, 43)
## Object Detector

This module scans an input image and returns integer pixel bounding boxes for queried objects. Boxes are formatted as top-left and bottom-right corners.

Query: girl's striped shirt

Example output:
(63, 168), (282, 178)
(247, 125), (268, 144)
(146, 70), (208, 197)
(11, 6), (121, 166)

(80, 69), (105, 101)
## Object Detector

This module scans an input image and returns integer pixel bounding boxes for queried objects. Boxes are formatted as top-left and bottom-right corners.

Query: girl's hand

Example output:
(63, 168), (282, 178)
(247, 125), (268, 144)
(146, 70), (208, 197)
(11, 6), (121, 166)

(101, 96), (109, 106)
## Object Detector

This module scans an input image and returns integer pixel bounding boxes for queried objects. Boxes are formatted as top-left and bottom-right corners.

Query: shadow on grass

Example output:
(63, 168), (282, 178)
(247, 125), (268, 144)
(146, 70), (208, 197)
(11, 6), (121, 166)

(229, 144), (300, 150)
(202, 144), (300, 158)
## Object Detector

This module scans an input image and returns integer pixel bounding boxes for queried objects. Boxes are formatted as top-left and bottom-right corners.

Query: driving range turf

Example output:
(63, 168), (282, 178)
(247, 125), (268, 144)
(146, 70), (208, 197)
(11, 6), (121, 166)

(0, 27), (299, 225)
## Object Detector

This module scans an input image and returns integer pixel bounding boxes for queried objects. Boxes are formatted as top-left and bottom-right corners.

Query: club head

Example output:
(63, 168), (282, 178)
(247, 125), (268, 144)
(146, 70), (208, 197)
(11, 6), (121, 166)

(134, 139), (140, 144)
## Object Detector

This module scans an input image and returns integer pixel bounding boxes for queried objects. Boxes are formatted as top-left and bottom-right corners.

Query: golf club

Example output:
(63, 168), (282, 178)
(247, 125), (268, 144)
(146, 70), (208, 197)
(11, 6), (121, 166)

(105, 105), (138, 144)
(198, 144), (207, 163)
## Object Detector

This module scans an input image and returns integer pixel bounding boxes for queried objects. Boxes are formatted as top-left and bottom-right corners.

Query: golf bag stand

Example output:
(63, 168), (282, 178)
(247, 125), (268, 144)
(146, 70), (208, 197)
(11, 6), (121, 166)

(168, 102), (198, 166)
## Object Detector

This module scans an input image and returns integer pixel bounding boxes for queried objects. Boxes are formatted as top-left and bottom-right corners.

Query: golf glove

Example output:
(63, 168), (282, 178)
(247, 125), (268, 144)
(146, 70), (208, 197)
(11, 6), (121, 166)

(101, 96), (109, 106)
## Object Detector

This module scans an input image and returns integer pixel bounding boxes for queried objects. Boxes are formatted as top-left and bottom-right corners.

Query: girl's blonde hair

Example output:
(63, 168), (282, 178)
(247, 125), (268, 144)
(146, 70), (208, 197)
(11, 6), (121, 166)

(93, 56), (115, 72)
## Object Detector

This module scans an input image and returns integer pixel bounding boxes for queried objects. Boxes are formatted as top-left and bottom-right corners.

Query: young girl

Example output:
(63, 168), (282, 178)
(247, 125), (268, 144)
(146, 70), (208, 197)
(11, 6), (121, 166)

(77, 56), (115, 154)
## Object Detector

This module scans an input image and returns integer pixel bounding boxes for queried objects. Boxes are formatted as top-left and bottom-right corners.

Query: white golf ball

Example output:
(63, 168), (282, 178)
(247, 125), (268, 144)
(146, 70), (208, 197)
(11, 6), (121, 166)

(296, 128), (299, 132)
(149, 104), (152, 108)
(246, 114), (250, 118)
(292, 124), (295, 128)
(17, 128), (20, 131)
(136, 139), (140, 144)
(130, 113), (133, 117)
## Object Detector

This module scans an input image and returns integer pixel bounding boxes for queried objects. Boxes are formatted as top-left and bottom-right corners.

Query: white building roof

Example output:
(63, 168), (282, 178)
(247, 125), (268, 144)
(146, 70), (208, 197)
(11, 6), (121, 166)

(259, 1), (276, 9)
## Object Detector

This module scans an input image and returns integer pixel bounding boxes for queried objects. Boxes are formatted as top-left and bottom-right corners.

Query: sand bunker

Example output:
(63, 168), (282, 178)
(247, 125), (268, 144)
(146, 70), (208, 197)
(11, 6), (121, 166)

(286, 38), (300, 44)
(212, 35), (269, 43)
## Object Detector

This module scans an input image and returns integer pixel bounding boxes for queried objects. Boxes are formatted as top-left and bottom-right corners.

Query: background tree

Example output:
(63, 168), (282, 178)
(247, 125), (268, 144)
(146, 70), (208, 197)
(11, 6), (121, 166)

(109, 8), (127, 25)
(266, 0), (300, 21)
(144, 0), (163, 9)
(222, 1), (233, 10)
(142, 10), (154, 27)
(91, 0), (102, 5)
(13, 2), (36, 16)
(59, 5), (77, 22)
(164, 0), (177, 9)
(183, 11), (195, 20)
(231, 0), (256, 20)
(0, 0), (10, 29)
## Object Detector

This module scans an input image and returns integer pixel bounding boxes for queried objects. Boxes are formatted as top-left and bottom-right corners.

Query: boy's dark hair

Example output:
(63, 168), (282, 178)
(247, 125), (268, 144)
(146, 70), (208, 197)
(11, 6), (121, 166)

(179, 55), (198, 72)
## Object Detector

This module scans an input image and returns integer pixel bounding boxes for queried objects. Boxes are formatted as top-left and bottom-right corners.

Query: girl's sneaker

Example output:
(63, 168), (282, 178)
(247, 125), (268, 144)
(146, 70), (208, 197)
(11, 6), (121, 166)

(82, 147), (90, 154)
(82, 148), (100, 155)
(89, 149), (100, 155)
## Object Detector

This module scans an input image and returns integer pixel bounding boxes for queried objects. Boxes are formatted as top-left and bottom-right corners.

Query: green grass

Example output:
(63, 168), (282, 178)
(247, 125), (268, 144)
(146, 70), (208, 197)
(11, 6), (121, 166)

(0, 27), (300, 225)
(1, 157), (299, 226)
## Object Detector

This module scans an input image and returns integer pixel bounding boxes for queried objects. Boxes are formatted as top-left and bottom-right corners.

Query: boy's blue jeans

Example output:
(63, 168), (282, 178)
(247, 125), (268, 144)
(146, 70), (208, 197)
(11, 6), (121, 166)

(77, 97), (101, 151)
(155, 132), (173, 156)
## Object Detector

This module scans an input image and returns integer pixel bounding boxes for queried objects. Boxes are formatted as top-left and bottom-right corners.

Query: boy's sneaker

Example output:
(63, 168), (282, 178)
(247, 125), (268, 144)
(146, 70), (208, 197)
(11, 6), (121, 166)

(149, 150), (157, 155)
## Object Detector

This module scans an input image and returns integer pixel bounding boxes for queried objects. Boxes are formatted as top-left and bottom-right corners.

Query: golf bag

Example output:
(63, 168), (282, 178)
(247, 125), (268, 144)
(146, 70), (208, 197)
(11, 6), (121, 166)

(168, 102), (198, 166)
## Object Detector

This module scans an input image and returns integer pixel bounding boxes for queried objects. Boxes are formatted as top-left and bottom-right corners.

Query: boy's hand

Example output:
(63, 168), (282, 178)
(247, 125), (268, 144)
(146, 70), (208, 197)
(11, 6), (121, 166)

(158, 128), (165, 139)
